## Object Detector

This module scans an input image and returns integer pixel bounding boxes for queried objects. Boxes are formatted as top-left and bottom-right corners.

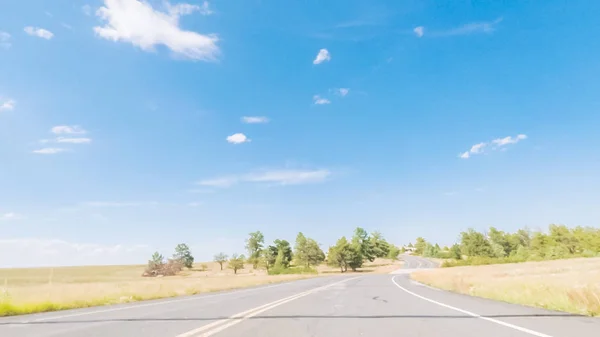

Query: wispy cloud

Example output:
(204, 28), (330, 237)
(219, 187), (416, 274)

(245, 169), (331, 185)
(226, 133), (250, 144)
(1, 212), (24, 221)
(335, 88), (349, 97)
(196, 177), (238, 188)
(416, 18), (502, 38)
(313, 95), (331, 105)
(32, 148), (67, 155)
(492, 134), (527, 146)
(197, 168), (332, 188)
(55, 137), (92, 144)
(441, 18), (503, 36)
(241, 116), (269, 124)
(313, 48), (331, 64)
(0, 31), (11, 49)
(24, 26), (54, 40)
(413, 26), (424, 38)
(0, 98), (15, 111)
(459, 134), (527, 159)
(61, 23), (73, 30)
(94, 0), (219, 61)
(187, 202), (203, 207)
(82, 201), (158, 207)
(51, 125), (87, 134)
(82, 4), (92, 16)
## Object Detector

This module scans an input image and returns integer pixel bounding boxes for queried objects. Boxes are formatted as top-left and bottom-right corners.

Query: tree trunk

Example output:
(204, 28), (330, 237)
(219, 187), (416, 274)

(219, 262), (223, 270)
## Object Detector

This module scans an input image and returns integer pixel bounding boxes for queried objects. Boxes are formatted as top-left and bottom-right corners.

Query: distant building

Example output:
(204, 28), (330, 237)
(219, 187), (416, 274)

(403, 246), (416, 253)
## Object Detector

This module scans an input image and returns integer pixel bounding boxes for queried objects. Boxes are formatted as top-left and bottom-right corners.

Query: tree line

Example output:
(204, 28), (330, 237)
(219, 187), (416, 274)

(410, 224), (600, 267)
(145, 228), (402, 276)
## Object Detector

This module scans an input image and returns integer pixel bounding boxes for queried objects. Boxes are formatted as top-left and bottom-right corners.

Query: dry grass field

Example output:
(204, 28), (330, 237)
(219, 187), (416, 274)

(0, 258), (400, 316)
(411, 257), (600, 316)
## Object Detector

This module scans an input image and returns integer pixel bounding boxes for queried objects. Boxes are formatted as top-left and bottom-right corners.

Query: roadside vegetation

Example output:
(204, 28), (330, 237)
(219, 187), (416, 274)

(408, 224), (600, 316)
(411, 257), (600, 316)
(408, 224), (600, 267)
(0, 228), (401, 317)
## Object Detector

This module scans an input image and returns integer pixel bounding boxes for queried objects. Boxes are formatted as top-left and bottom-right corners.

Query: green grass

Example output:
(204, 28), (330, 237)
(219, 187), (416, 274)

(267, 266), (318, 275)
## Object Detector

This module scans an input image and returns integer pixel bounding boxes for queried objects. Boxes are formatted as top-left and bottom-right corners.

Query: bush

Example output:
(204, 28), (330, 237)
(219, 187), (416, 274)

(142, 259), (184, 277)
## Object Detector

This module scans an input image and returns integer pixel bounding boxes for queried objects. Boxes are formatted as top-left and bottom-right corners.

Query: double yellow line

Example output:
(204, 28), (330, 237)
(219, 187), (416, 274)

(176, 276), (361, 337)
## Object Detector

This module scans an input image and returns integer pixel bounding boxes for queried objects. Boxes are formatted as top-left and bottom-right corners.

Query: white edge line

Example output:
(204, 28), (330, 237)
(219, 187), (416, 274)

(177, 276), (361, 337)
(29, 278), (311, 322)
(391, 276), (555, 337)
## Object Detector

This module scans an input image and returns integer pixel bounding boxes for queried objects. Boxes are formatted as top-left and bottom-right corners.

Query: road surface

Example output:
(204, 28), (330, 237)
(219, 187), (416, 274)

(1, 255), (598, 337)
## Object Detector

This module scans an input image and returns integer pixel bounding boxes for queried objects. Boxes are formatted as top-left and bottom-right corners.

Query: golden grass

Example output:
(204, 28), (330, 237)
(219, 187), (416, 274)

(0, 258), (400, 316)
(411, 257), (600, 316)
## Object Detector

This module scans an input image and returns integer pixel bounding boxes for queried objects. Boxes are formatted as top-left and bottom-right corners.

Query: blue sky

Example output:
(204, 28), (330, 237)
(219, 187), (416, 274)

(1, 0), (600, 267)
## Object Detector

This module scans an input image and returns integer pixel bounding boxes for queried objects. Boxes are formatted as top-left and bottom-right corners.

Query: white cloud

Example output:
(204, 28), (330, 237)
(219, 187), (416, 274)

(61, 23), (73, 30)
(337, 88), (349, 97)
(1, 212), (23, 221)
(32, 148), (67, 154)
(413, 26), (424, 37)
(24, 26), (54, 39)
(167, 1), (212, 16)
(241, 116), (269, 124)
(82, 4), (92, 16)
(0, 238), (151, 267)
(226, 133), (250, 144)
(437, 18), (503, 37)
(313, 48), (331, 64)
(492, 134), (527, 146)
(313, 95), (331, 105)
(82, 201), (158, 207)
(459, 134), (527, 159)
(51, 125), (87, 134)
(56, 137), (92, 144)
(197, 168), (331, 188)
(0, 31), (11, 49)
(245, 169), (331, 185)
(0, 98), (15, 111)
(94, 0), (219, 61)
(196, 177), (238, 188)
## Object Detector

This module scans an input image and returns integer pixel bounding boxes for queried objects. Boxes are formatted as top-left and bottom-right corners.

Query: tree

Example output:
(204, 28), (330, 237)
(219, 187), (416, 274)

(150, 252), (164, 268)
(347, 243), (363, 271)
(370, 231), (390, 258)
(260, 248), (276, 270)
(294, 232), (309, 266)
(414, 237), (427, 255)
(487, 227), (510, 257)
(388, 245), (400, 260)
(327, 237), (351, 272)
(213, 252), (228, 270)
(272, 239), (293, 268)
(352, 227), (374, 262)
(245, 231), (265, 268)
(228, 253), (245, 274)
(295, 233), (325, 267)
(460, 229), (493, 257)
(305, 238), (326, 266)
(273, 248), (286, 269)
(173, 243), (194, 268)
(450, 244), (462, 260)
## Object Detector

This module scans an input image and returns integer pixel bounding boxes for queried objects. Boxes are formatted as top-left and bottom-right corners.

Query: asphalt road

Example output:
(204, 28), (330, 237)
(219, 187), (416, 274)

(1, 255), (599, 337)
